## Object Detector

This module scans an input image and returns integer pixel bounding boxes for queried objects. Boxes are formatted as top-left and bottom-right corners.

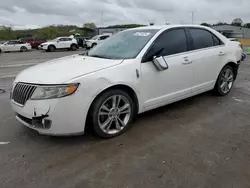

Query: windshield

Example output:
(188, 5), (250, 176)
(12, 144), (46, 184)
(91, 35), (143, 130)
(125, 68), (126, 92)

(50, 38), (60, 42)
(88, 29), (159, 59)
(91, 36), (99, 40)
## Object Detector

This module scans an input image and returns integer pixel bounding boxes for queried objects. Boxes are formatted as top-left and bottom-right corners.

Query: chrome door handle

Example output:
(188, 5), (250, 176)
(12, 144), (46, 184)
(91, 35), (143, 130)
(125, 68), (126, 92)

(218, 52), (225, 56)
(182, 58), (192, 65)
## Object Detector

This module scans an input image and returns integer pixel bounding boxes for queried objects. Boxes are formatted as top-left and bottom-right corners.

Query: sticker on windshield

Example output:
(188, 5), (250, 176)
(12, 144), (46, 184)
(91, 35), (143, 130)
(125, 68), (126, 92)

(134, 32), (151, 36)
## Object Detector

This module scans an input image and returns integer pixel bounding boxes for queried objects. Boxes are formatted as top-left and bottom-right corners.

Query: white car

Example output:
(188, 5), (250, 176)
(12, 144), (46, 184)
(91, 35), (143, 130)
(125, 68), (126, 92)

(0, 41), (31, 53)
(86, 34), (111, 48)
(39, 37), (78, 52)
(11, 25), (242, 138)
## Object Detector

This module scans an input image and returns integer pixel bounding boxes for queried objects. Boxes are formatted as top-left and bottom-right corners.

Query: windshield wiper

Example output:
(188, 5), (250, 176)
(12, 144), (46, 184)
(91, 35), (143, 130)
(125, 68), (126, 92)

(79, 51), (88, 56)
(89, 55), (112, 59)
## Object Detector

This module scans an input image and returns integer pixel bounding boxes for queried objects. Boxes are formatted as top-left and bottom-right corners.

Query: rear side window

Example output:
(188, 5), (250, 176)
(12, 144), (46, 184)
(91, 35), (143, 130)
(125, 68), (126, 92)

(189, 28), (214, 50)
(59, 38), (72, 41)
(8, 41), (19, 45)
(149, 28), (188, 57)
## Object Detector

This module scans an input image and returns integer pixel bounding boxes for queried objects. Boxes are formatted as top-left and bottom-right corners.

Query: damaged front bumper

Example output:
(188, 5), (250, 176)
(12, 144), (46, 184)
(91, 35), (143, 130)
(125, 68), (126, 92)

(11, 95), (88, 136)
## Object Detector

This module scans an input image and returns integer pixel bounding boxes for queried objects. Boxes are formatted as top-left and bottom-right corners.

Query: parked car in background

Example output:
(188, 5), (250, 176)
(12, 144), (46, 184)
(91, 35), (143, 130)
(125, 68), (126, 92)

(228, 38), (245, 61)
(19, 37), (47, 49)
(11, 25), (242, 138)
(228, 38), (243, 48)
(86, 34), (111, 49)
(0, 40), (31, 53)
(38, 37), (78, 52)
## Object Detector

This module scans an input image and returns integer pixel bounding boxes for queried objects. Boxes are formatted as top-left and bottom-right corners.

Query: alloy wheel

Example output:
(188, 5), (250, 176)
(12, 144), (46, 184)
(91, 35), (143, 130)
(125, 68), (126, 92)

(97, 95), (131, 135)
(220, 68), (234, 94)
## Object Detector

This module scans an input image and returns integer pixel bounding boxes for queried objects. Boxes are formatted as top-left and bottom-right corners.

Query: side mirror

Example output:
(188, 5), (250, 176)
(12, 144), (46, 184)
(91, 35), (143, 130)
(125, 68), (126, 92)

(152, 56), (169, 71)
(57, 40), (60, 43)
(4, 43), (7, 45)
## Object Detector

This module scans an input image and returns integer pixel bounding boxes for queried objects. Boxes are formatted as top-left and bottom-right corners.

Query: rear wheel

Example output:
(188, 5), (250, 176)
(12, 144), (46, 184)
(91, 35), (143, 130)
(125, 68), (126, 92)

(70, 44), (77, 51)
(0, 49), (2, 54)
(48, 45), (55, 52)
(20, 46), (28, 52)
(214, 65), (235, 96)
(90, 89), (135, 138)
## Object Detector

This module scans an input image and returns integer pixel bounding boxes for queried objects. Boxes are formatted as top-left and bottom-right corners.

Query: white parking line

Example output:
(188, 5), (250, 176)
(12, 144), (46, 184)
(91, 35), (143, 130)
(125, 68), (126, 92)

(0, 74), (16, 79)
(0, 63), (37, 68)
(0, 142), (9, 145)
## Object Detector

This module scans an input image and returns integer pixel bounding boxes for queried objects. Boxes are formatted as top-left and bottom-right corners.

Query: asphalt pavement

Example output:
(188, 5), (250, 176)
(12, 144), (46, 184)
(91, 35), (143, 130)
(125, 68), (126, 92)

(0, 51), (250, 188)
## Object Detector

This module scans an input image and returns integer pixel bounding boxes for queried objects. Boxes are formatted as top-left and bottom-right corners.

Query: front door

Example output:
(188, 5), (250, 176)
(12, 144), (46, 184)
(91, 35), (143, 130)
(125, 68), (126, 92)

(140, 28), (194, 110)
(57, 38), (66, 49)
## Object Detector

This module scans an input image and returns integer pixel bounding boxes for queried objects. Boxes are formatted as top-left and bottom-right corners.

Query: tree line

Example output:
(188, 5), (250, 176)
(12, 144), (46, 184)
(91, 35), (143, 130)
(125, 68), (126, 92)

(201, 18), (250, 28)
(1, 19), (249, 41)
(0, 23), (145, 41)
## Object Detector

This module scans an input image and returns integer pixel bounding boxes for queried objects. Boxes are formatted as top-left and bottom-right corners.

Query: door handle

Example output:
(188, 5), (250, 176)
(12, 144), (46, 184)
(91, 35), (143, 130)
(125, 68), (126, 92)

(218, 52), (225, 56)
(182, 58), (192, 65)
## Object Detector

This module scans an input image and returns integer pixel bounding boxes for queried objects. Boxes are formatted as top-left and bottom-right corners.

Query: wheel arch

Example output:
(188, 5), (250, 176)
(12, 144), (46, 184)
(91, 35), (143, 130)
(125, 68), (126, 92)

(224, 61), (239, 80)
(85, 84), (140, 128)
(48, 44), (56, 49)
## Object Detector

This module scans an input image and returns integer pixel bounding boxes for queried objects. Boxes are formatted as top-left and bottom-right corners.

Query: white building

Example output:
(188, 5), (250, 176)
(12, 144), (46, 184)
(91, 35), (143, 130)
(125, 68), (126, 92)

(211, 25), (250, 39)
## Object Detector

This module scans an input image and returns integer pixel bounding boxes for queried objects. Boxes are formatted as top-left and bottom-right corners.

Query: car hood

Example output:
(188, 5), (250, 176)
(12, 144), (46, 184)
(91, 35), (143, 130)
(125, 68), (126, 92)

(40, 41), (55, 45)
(86, 40), (95, 43)
(15, 55), (123, 84)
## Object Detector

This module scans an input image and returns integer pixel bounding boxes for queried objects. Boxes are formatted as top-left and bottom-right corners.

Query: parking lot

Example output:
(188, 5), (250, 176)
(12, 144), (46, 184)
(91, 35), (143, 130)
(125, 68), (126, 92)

(0, 51), (250, 188)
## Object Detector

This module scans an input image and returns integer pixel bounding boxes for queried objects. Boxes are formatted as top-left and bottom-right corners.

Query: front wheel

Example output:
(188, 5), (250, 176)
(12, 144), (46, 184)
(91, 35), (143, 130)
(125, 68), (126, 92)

(90, 89), (135, 138)
(48, 45), (55, 52)
(214, 65), (235, 96)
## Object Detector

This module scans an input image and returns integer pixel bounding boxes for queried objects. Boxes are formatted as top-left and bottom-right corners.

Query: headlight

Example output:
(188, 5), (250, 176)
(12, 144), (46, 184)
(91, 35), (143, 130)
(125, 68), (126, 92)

(30, 84), (79, 100)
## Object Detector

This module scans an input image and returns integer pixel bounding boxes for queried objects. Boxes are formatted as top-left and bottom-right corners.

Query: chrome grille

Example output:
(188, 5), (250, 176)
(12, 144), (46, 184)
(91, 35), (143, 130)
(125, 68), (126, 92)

(12, 83), (37, 105)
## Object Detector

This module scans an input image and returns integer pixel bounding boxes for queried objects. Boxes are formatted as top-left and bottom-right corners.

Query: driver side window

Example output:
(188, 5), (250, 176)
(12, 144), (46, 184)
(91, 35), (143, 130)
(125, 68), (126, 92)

(145, 28), (188, 61)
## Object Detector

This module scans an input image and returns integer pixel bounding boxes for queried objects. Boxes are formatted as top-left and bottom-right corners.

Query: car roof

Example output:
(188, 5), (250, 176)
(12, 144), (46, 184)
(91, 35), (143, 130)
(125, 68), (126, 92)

(58, 37), (71, 38)
(128, 24), (211, 31)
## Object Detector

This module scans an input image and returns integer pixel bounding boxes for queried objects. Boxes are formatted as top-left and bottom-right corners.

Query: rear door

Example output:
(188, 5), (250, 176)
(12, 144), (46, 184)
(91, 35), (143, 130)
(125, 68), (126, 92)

(64, 38), (73, 48)
(187, 28), (226, 93)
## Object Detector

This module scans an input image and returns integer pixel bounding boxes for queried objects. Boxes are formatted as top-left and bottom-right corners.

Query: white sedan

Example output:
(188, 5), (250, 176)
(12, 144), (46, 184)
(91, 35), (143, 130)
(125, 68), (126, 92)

(11, 25), (242, 138)
(0, 41), (31, 53)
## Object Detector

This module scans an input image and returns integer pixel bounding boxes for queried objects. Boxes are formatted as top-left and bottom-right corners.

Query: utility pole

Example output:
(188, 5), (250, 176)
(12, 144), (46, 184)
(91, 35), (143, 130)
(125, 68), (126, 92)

(192, 12), (194, 24)
(101, 13), (104, 27)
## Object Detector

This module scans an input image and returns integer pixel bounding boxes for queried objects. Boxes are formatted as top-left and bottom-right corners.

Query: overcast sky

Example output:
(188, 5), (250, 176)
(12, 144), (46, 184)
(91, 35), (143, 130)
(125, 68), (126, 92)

(0, 0), (249, 29)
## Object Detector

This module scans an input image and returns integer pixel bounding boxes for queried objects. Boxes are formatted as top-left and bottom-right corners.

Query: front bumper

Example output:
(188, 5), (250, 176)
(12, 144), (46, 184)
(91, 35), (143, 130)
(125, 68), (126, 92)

(38, 45), (48, 50)
(86, 42), (92, 48)
(11, 92), (90, 136)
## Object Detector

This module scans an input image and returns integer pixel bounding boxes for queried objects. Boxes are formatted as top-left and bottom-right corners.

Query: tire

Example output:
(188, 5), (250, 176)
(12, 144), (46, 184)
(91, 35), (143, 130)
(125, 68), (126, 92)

(20, 46), (28, 52)
(70, 44), (77, 51)
(91, 43), (97, 48)
(48, 45), (55, 52)
(0, 49), (2, 54)
(90, 89), (135, 138)
(214, 65), (235, 96)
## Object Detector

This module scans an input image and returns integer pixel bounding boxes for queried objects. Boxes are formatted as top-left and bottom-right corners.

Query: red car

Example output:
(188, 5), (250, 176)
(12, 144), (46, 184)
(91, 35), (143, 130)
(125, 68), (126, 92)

(19, 37), (47, 49)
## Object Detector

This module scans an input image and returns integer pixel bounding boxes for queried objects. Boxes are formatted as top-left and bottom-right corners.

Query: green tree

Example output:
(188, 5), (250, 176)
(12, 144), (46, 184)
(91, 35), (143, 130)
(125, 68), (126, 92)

(214, 22), (228, 26)
(83, 23), (96, 29)
(201, 23), (210, 27)
(231, 18), (243, 26)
